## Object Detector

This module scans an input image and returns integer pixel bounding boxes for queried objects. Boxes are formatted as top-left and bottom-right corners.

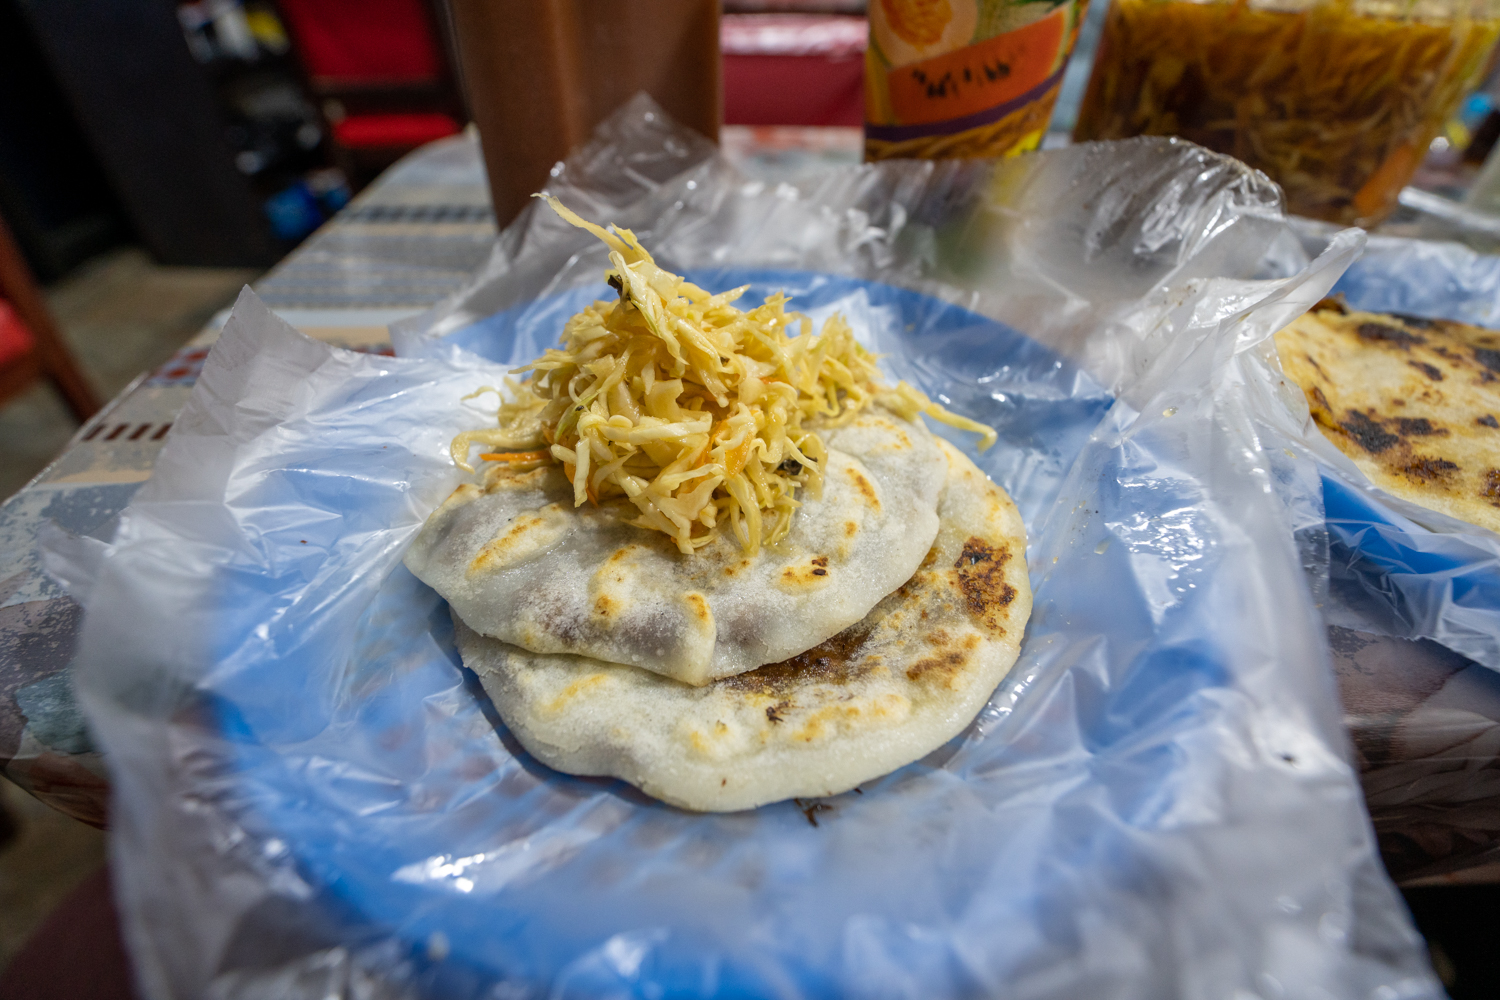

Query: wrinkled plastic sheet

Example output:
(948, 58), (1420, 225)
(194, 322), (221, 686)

(1264, 221), (1500, 671)
(64, 102), (1441, 999)
(1253, 222), (1500, 880)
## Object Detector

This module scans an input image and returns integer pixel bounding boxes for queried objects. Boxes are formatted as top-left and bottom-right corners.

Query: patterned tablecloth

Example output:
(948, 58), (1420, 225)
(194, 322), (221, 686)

(2, 128), (1497, 884)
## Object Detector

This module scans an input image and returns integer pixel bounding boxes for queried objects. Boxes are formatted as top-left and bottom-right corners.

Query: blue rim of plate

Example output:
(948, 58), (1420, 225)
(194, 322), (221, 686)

(1321, 471), (1500, 615)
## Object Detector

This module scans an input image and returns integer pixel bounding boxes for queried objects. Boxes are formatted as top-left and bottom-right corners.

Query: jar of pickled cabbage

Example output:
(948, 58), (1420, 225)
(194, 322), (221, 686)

(1072, 0), (1500, 227)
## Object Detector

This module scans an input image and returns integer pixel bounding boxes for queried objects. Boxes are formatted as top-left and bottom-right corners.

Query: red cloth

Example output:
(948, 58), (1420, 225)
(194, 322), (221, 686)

(724, 53), (865, 127)
(0, 298), (35, 369)
(333, 112), (461, 149)
(277, 0), (440, 81)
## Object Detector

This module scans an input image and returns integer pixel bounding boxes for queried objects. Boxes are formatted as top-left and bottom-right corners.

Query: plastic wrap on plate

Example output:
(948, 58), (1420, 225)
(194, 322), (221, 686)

(1263, 221), (1500, 673)
(62, 101), (1440, 998)
(1252, 222), (1500, 879)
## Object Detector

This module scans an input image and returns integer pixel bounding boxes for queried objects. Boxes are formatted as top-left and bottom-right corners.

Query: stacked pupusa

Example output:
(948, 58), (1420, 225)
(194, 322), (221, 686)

(405, 201), (1032, 811)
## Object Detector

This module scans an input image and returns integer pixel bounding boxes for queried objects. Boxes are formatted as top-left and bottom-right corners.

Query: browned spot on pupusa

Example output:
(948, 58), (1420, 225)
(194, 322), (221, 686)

(1358, 322), (1426, 348)
(468, 504), (568, 574)
(791, 693), (908, 743)
(844, 521), (858, 538)
(483, 463), (555, 492)
(1400, 456), (1460, 483)
(906, 633), (982, 688)
(1338, 413), (1451, 451)
(543, 673), (611, 715)
(1394, 417), (1447, 437)
(1338, 411), (1398, 454)
(594, 594), (616, 618)
(954, 536), (1016, 632)
(893, 573), (926, 604)
(863, 414), (915, 451)
(778, 554), (833, 591)
(846, 467), (881, 511)
(1315, 408), (1477, 496)
(684, 592), (712, 625)
(1485, 470), (1500, 505)
(722, 558), (753, 578)
(721, 620), (877, 698)
(590, 545), (641, 591)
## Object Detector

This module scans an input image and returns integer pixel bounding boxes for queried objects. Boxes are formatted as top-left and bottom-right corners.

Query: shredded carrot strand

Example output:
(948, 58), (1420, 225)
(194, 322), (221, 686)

(479, 450), (551, 463)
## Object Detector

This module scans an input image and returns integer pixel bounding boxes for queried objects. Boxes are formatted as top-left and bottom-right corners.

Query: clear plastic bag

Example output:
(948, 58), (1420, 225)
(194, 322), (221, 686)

(1261, 220), (1500, 671)
(63, 100), (1440, 999)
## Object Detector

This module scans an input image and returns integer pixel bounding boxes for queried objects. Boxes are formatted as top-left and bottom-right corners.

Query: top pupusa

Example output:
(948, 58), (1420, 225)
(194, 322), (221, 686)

(406, 201), (996, 684)
(406, 407), (949, 685)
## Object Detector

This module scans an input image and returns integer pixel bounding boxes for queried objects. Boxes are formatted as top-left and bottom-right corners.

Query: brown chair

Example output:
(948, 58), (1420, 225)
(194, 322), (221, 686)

(0, 211), (101, 423)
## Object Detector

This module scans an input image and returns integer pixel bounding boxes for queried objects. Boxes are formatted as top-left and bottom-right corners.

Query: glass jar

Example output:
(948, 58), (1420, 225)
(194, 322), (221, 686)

(1072, 0), (1500, 227)
(865, 0), (1092, 162)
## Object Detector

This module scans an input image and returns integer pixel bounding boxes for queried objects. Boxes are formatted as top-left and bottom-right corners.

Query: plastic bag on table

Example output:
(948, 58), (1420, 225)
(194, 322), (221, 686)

(63, 100), (1440, 999)
(1260, 220), (1500, 672)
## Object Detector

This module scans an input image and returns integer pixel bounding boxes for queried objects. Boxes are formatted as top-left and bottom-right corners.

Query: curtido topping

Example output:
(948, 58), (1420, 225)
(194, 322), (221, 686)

(451, 197), (994, 555)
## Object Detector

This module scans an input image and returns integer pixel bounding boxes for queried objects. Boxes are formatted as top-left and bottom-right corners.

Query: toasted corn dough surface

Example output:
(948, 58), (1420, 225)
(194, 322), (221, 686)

(1276, 302), (1500, 534)
(459, 440), (1031, 812)
(406, 409), (948, 684)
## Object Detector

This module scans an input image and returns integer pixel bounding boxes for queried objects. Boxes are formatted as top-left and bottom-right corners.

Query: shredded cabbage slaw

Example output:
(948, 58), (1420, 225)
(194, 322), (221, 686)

(451, 197), (995, 555)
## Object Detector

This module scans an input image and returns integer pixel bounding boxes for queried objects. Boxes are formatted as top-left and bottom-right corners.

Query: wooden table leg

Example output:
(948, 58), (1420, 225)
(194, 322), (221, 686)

(0, 212), (102, 422)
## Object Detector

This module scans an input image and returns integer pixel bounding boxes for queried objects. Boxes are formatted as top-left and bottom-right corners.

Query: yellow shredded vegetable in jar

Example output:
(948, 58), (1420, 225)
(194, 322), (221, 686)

(450, 197), (996, 556)
(1074, 0), (1500, 227)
